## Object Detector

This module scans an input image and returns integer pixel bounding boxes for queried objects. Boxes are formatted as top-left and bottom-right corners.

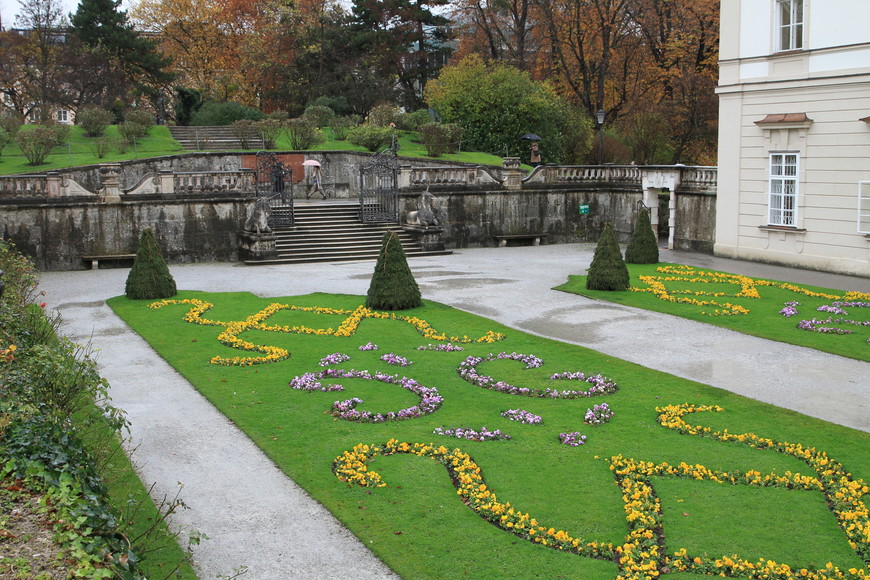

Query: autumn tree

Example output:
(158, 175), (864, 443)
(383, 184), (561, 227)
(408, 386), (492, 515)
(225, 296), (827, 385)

(450, 0), (539, 71)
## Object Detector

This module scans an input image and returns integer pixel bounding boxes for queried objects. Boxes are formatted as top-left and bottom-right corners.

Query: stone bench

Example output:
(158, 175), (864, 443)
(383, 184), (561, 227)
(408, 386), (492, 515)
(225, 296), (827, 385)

(493, 234), (548, 247)
(82, 254), (137, 269)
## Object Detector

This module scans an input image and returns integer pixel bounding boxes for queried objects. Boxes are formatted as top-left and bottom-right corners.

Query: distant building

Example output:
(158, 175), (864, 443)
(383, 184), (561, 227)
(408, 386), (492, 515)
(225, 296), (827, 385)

(716, 0), (870, 277)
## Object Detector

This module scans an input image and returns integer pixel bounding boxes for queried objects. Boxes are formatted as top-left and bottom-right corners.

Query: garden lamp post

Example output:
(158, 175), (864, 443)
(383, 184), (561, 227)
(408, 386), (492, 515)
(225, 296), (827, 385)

(596, 109), (606, 165)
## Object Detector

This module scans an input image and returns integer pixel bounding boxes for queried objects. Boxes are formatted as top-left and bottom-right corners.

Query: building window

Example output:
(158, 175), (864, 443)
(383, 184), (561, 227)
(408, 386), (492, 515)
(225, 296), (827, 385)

(859, 182), (870, 234)
(769, 153), (799, 226)
(56, 109), (68, 123)
(776, 0), (803, 51)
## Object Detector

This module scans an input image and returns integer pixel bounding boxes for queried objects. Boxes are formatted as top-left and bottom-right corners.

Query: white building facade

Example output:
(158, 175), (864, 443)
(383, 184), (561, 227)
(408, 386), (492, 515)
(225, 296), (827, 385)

(716, 0), (870, 277)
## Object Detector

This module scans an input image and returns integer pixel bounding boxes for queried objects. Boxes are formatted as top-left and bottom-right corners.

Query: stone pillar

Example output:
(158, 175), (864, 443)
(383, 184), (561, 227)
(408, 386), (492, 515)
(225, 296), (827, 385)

(159, 170), (175, 194)
(46, 172), (61, 197)
(502, 157), (523, 190)
(238, 232), (278, 262)
(641, 167), (682, 249)
(98, 163), (123, 202)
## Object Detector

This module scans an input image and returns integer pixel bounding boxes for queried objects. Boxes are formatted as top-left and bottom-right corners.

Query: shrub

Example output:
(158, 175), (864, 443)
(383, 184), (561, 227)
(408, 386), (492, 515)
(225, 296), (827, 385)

(254, 118), (284, 149)
(0, 113), (21, 136)
(420, 122), (463, 157)
(125, 109), (155, 136)
(397, 109), (433, 132)
(311, 95), (351, 116)
(232, 119), (259, 149)
(15, 126), (60, 165)
(366, 231), (422, 310)
(77, 106), (113, 137)
(367, 104), (400, 127)
(0, 127), (10, 159)
(118, 121), (144, 142)
(625, 208), (660, 264)
(302, 105), (335, 128)
(331, 116), (356, 141)
(47, 121), (70, 146)
(191, 101), (263, 126)
(125, 229), (177, 300)
(348, 125), (395, 152)
(586, 222), (630, 291)
(285, 118), (325, 150)
(113, 137), (130, 154)
(173, 87), (203, 126)
(90, 136), (111, 158)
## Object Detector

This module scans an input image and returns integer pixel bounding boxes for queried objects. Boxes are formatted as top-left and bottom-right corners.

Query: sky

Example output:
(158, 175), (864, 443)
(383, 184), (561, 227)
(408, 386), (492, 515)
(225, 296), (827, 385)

(1, 0), (132, 29)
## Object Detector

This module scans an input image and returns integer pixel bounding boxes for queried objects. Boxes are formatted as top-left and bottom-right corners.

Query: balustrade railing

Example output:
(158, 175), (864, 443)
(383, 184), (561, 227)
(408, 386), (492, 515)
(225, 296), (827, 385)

(172, 170), (254, 193)
(0, 175), (50, 197)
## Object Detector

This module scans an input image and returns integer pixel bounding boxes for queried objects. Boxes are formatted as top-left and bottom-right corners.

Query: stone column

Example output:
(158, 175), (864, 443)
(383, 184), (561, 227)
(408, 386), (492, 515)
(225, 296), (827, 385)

(98, 163), (123, 202)
(502, 157), (523, 190)
(641, 167), (682, 249)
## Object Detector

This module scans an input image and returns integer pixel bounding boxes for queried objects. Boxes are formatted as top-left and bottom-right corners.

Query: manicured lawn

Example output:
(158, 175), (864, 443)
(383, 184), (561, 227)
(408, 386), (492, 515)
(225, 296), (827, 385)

(556, 263), (870, 362)
(109, 290), (870, 579)
(0, 126), (508, 176)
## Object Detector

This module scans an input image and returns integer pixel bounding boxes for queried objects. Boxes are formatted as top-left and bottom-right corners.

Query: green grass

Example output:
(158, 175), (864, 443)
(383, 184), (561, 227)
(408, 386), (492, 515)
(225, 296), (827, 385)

(556, 263), (870, 362)
(0, 126), (508, 176)
(109, 290), (870, 579)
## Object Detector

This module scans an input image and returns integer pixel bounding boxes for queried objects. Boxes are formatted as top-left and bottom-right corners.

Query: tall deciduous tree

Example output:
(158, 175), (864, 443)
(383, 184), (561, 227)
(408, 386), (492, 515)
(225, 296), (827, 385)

(451, 0), (538, 72)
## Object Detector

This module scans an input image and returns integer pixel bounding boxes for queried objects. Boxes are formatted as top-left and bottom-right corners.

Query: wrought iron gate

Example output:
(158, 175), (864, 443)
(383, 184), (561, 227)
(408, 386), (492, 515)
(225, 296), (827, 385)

(359, 142), (399, 223)
(256, 151), (293, 228)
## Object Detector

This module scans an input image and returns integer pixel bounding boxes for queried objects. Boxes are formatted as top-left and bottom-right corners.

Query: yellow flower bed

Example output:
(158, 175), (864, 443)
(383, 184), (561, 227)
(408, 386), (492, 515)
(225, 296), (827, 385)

(149, 299), (505, 366)
(629, 265), (870, 316)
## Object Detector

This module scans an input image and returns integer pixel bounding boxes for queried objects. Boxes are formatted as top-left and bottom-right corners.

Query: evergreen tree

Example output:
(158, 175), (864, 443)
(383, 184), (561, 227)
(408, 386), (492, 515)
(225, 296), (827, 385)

(125, 229), (177, 299)
(586, 222), (630, 291)
(366, 231), (422, 310)
(625, 208), (660, 264)
(71, 0), (174, 97)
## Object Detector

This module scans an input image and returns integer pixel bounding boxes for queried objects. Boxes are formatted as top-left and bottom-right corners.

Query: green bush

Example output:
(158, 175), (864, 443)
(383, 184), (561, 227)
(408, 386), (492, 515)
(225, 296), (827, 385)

(255, 118), (284, 149)
(331, 116), (356, 141)
(420, 122), (463, 157)
(0, 127), (10, 159)
(625, 208), (660, 264)
(367, 104), (400, 127)
(310, 95), (351, 116)
(89, 136), (111, 158)
(15, 126), (61, 165)
(586, 222), (630, 291)
(365, 231), (422, 310)
(125, 229), (177, 300)
(124, 109), (155, 136)
(77, 106), (113, 137)
(0, 113), (21, 137)
(285, 118), (325, 150)
(302, 105), (335, 128)
(348, 125), (396, 152)
(397, 109), (433, 132)
(191, 101), (263, 126)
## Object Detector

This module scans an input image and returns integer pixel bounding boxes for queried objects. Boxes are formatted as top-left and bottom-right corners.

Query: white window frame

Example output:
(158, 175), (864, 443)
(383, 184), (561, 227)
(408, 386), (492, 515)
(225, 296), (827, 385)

(859, 182), (870, 234)
(768, 152), (799, 227)
(776, 0), (804, 52)
(56, 109), (68, 123)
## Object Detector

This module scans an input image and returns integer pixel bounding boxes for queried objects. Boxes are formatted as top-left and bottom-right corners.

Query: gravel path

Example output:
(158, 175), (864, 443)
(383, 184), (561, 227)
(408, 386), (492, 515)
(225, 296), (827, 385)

(38, 244), (870, 579)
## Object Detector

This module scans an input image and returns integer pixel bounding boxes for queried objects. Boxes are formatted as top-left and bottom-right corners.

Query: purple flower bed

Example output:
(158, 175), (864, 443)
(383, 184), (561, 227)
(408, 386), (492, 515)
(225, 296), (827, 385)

(558, 432), (587, 446)
(416, 343), (465, 352)
(779, 301), (800, 317)
(319, 352), (351, 366)
(433, 426), (511, 441)
(500, 409), (543, 424)
(457, 352), (618, 399)
(358, 342), (379, 351)
(380, 353), (412, 367)
(584, 403), (615, 426)
(319, 368), (442, 422)
(289, 372), (345, 392)
(782, 300), (869, 343)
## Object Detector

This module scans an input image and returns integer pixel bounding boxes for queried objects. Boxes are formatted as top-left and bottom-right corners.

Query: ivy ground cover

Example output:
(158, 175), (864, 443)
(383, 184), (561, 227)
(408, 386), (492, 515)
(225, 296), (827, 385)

(109, 290), (870, 579)
(556, 264), (870, 362)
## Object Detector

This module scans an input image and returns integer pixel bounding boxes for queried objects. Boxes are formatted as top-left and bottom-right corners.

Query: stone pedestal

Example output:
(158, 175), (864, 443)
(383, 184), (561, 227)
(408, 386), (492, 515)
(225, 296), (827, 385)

(402, 225), (445, 252)
(502, 157), (523, 190)
(238, 231), (278, 262)
(98, 163), (122, 202)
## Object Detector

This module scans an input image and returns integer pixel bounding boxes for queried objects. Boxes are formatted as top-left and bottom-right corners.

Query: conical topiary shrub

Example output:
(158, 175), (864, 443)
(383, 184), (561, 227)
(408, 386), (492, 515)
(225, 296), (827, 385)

(586, 222), (630, 291)
(366, 231), (422, 310)
(624, 208), (659, 264)
(125, 228), (177, 299)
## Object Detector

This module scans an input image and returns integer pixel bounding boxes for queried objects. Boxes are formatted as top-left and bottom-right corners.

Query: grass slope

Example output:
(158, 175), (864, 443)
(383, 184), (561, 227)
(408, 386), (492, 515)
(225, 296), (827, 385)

(109, 290), (870, 579)
(556, 263), (870, 362)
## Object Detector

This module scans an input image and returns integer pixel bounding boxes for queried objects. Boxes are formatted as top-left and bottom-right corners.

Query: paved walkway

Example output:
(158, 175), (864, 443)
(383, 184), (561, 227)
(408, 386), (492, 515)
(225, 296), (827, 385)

(38, 245), (870, 579)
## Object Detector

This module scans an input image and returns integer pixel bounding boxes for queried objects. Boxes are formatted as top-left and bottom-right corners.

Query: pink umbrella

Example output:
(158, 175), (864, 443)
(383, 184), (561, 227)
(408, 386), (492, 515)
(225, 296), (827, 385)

(302, 159), (321, 167)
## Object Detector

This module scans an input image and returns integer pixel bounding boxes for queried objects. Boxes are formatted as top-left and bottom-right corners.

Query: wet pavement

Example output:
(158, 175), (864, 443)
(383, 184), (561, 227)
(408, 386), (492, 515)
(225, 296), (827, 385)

(38, 244), (870, 578)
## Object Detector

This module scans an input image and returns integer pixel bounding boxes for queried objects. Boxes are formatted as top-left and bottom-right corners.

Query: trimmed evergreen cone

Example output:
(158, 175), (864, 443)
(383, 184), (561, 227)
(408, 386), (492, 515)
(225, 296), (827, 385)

(586, 222), (630, 291)
(125, 228), (177, 299)
(366, 231), (422, 310)
(625, 208), (660, 264)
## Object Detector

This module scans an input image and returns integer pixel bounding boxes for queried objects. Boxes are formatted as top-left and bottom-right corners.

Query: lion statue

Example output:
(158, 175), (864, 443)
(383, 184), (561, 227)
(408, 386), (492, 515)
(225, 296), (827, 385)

(243, 197), (272, 234)
(405, 187), (441, 227)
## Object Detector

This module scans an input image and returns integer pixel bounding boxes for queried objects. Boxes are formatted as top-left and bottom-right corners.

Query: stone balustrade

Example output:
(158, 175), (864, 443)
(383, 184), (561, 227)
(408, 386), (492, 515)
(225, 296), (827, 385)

(172, 170), (254, 194)
(399, 165), (501, 188)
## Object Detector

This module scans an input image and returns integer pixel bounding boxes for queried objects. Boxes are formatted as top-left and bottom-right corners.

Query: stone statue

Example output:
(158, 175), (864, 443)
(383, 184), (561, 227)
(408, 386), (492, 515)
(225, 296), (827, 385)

(243, 197), (272, 235)
(406, 186), (441, 227)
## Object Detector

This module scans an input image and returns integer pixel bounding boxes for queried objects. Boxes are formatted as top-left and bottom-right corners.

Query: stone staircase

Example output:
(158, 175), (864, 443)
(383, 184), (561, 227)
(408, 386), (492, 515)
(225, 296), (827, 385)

(168, 126), (265, 151)
(245, 201), (452, 265)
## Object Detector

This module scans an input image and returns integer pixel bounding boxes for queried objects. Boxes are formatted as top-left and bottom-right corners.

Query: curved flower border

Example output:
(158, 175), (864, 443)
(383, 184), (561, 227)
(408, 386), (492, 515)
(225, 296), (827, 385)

(290, 368), (442, 422)
(149, 299), (506, 365)
(458, 352), (618, 398)
(630, 265), (870, 317)
(780, 300), (870, 344)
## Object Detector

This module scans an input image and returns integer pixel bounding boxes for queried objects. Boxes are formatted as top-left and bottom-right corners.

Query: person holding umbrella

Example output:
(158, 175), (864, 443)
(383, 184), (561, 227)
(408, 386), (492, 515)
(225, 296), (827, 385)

(303, 159), (326, 199)
(522, 134), (542, 167)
